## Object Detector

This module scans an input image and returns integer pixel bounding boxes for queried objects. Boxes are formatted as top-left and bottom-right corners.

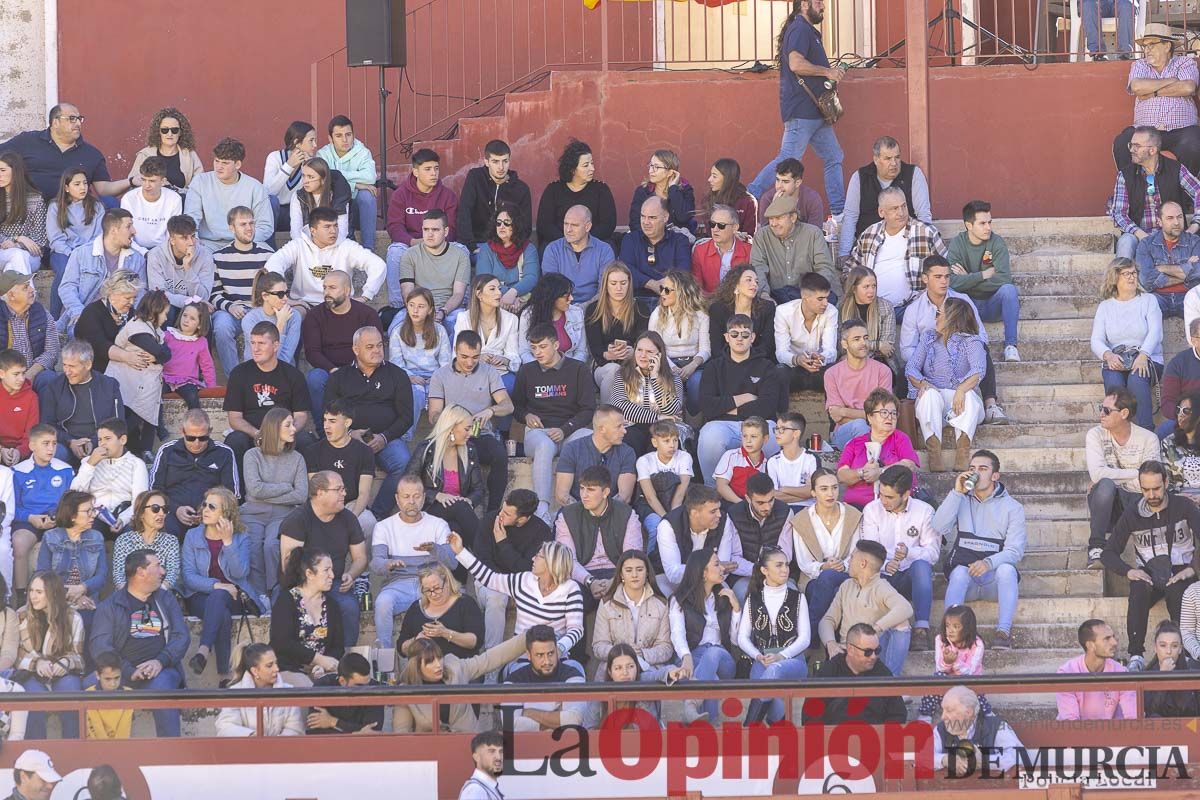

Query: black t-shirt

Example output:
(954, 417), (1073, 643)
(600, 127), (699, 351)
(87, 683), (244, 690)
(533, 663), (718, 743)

(396, 594), (484, 658)
(278, 504), (364, 580)
(124, 598), (166, 666)
(224, 359), (312, 430)
(158, 150), (186, 190)
(303, 438), (376, 503)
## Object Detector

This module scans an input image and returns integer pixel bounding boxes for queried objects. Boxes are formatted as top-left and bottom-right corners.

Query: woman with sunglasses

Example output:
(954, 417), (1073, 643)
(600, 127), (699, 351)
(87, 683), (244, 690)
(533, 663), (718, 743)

(396, 562), (483, 660)
(1163, 392), (1200, 505)
(242, 270), (300, 364)
(669, 547), (740, 723)
(111, 491), (180, 592)
(707, 264), (775, 361)
(835, 388), (920, 509)
(630, 149), (697, 235)
(516, 273), (587, 365)
(649, 270), (709, 416)
(476, 202), (539, 314)
(129, 108), (204, 192)
(182, 487), (259, 687)
(605, 331), (685, 456)
(1091, 257), (1164, 430)
(737, 546), (809, 725)
(36, 491), (106, 629)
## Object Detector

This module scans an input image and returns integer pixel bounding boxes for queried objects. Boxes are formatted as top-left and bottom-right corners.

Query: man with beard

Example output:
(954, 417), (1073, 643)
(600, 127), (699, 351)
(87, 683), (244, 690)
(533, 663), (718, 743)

(1109, 127), (1200, 261)
(459, 730), (506, 799)
(300, 269), (384, 420)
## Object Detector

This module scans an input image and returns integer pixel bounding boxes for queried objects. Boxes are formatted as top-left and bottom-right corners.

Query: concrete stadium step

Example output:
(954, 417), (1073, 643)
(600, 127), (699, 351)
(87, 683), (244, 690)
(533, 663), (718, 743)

(926, 444), (1086, 472)
(1019, 547), (1092, 570)
(1011, 250), (1113, 273)
(1020, 520), (1090, 548)
(923, 470), (1089, 496)
(933, 216), (1114, 242)
(988, 320), (1185, 349)
(969, 421), (1092, 446)
(994, 360), (1101, 385)
(1017, 494), (1088, 521)
(901, 648), (1079, 676)
(996, 383), (1102, 404)
(1018, 294), (1098, 320)
(931, 598), (1168, 648)
(1012, 272), (1105, 295)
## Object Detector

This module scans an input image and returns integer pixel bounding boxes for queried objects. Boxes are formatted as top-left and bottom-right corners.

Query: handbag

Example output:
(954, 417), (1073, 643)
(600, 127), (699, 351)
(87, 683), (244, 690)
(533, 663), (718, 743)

(800, 78), (844, 125)
(1110, 344), (1139, 372)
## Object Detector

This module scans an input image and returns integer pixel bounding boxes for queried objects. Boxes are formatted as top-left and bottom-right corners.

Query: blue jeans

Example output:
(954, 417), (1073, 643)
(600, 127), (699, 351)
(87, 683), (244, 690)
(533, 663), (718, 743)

(973, 284), (1020, 348)
(688, 643), (735, 721)
(944, 563), (1019, 634)
(1153, 291), (1188, 320)
(243, 505), (289, 597)
(385, 243), (410, 308)
(885, 559), (933, 628)
(1102, 361), (1163, 430)
(697, 420), (779, 485)
(48, 252), (69, 317)
(805, 569), (851, 632)
(831, 418), (870, 449)
(1116, 232), (1139, 260)
(187, 590), (239, 674)
(748, 117), (846, 214)
(368, 437), (414, 520)
(407, 383), (428, 442)
(331, 583), (362, 648)
(374, 577), (420, 647)
(746, 656), (808, 724)
(1081, 0), (1134, 55)
(683, 367), (704, 417)
(22, 674), (82, 739)
(212, 309), (242, 377)
(353, 190), (378, 249)
(307, 368), (331, 422)
(877, 628), (911, 678)
(86, 666), (184, 737)
(1087, 477), (1141, 550)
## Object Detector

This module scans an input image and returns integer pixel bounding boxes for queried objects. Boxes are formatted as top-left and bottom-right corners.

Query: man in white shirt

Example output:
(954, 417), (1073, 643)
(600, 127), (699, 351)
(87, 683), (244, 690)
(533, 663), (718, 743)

(775, 271), (839, 392)
(860, 464), (937, 650)
(120, 156), (182, 249)
(458, 730), (505, 800)
(656, 484), (735, 596)
(265, 207), (385, 308)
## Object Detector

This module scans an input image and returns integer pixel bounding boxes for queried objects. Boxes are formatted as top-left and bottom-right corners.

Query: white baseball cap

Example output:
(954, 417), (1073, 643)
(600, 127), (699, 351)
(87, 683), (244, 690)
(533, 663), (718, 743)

(13, 749), (62, 783)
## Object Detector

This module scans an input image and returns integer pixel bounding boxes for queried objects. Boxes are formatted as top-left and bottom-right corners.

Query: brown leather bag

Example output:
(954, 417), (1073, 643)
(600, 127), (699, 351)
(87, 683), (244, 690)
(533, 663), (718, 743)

(800, 79), (844, 125)
(897, 398), (920, 444)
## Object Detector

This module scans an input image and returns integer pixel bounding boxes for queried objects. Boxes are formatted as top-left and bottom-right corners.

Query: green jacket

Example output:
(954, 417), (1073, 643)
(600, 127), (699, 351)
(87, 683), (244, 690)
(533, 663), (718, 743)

(946, 231), (1012, 297)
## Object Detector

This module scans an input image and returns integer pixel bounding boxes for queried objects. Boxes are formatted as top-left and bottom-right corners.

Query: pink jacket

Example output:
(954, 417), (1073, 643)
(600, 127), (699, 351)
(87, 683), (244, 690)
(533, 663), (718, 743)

(934, 634), (985, 676)
(162, 328), (216, 389)
(386, 174), (459, 246)
(1056, 654), (1138, 721)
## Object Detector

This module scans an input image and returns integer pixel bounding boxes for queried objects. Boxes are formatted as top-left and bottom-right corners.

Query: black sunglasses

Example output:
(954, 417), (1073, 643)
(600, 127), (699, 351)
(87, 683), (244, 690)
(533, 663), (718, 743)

(849, 643), (882, 657)
(160, 126), (181, 135)
(726, 330), (752, 340)
(184, 434), (210, 443)
(659, 286), (674, 296)
(202, 501), (220, 511)
(263, 289), (288, 298)
(711, 221), (733, 231)
(146, 504), (166, 514)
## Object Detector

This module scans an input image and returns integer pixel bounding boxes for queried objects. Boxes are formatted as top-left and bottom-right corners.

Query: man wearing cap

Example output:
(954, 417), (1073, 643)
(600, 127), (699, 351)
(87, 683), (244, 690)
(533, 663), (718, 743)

(750, 193), (837, 306)
(1113, 24), (1200, 179)
(0, 271), (58, 392)
(7, 749), (61, 800)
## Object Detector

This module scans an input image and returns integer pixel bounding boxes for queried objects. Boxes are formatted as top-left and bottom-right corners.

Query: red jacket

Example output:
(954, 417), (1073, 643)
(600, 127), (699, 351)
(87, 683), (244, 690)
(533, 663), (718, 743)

(0, 380), (38, 458)
(386, 173), (460, 246)
(691, 237), (752, 294)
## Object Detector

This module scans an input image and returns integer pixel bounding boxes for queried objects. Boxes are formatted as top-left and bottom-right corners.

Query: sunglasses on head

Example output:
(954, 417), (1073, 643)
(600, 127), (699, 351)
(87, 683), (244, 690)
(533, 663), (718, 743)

(184, 434), (210, 443)
(160, 126), (181, 135)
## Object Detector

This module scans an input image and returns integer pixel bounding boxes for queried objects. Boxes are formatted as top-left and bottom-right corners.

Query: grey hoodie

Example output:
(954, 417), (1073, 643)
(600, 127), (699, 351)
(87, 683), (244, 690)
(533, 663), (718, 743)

(932, 481), (1027, 574)
(146, 240), (216, 309)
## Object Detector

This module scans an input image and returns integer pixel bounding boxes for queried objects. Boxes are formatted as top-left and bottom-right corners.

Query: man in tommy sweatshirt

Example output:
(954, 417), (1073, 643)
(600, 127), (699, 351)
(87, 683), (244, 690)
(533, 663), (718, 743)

(1102, 459), (1200, 671)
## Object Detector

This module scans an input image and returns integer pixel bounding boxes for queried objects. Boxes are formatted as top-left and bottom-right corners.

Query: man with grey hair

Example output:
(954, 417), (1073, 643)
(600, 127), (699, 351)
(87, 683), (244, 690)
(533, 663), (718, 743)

(149, 408), (239, 537)
(837, 136), (932, 259)
(691, 203), (752, 294)
(542, 204), (615, 305)
(38, 339), (124, 465)
(1109, 126), (1200, 261)
(932, 685), (1024, 776)
(750, 193), (837, 305)
(324, 325), (414, 514)
(619, 195), (691, 306)
(301, 269), (384, 421)
(844, 186), (947, 319)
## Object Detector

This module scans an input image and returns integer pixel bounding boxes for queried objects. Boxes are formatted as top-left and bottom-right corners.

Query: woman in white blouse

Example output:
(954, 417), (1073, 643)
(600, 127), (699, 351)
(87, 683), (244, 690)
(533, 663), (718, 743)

(649, 270), (709, 416)
(455, 274), (520, 387)
(669, 548), (740, 723)
(603, 331), (686, 456)
(737, 546), (810, 725)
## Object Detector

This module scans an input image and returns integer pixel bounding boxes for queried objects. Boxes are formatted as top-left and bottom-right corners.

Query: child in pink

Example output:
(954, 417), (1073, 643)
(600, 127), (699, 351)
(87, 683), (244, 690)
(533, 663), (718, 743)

(162, 302), (216, 410)
(918, 605), (992, 718)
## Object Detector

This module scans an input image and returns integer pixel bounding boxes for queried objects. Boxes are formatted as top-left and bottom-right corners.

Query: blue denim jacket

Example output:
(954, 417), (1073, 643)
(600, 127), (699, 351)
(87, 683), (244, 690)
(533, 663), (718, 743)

(180, 526), (261, 609)
(36, 527), (107, 596)
(59, 238), (147, 332)
(1135, 230), (1200, 291)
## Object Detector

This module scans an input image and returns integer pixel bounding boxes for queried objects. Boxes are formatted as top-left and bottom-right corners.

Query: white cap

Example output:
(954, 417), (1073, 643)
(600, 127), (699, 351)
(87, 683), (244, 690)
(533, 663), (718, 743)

(13, 749), (62, 783)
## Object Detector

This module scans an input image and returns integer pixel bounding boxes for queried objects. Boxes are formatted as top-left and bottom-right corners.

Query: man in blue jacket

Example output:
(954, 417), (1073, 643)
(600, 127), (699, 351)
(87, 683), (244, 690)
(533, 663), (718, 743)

(932, 449), (1027, 651)
(149, 409), (239, 537)
(37, 339), (123, 466)
(619, 196), (692, 311)
(88, 548), (189, 737)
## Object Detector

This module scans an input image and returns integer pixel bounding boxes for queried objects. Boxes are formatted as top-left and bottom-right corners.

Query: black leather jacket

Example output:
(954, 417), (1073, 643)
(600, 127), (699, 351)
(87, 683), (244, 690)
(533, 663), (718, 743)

(404, 438), (485, 509)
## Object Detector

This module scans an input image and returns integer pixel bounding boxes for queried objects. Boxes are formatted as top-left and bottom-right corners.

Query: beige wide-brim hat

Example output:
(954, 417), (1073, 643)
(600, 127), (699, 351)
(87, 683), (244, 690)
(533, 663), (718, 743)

(1137, 23), (1178, 46)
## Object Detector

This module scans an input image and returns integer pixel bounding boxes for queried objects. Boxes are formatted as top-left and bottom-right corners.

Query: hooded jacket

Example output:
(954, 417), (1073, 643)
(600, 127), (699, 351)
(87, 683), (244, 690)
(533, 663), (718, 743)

(1102, 494), (1200, 577)
(387, 173), (460, 246)
(456, 166), (533, 249)
(38, 371), (124, 448)
(0, 381), (38, 459)
(264, 234), (386, 304)
(316, 139), (378, 200)
(146, 240), (216, 309)
(932, 481), (1027, 576)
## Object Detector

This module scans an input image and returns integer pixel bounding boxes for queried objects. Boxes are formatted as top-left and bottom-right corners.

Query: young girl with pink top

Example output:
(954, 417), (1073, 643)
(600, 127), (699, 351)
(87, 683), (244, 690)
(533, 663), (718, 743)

(918, 604), (992, 719)
(162, 302), (216, 410)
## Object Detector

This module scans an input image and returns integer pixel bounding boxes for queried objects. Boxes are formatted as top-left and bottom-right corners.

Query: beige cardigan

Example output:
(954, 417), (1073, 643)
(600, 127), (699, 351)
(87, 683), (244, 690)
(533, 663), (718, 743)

(128, 146), (205, 188)
(591, 587), (674, 679)
(788, 503), (863, 591)
(17, 609), (85, 674)
(393, 633), (527, 733)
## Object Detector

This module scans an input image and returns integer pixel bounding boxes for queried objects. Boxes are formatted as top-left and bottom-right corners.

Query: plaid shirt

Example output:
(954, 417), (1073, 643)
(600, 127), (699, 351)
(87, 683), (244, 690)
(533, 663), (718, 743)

(904, 330), (986, 399)
(6, 302), (58, 372)
(1107, 162), (1200, 235)
(845, 219), (948, 307)
(1129, 56), (1200, 130)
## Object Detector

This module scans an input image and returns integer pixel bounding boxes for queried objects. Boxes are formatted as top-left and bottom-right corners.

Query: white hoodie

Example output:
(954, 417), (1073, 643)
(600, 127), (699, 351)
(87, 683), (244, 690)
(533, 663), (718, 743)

(265, 236), (386, 304)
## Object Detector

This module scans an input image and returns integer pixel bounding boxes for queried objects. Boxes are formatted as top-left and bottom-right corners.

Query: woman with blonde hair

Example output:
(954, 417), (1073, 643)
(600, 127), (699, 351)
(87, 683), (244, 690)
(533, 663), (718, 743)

(906, 297), (988, 472)
(242, 408), (308, 597)
(649, 270), (710, 415)
(73, 269), (145, 375)
(242, 270), (300, 363)
(128, 107), (204, 191)
(586, 261), (650, 398)
(17, 570), (86, 738)
(839, 266), (898, 364)
(629, 149), (697, 234)
(605, 331), (685, 456)
(454, 273), (520, 390)
(216, 643), (304, 736)
(1091, 256), (1163, 429)
(403, 404), (485, 549)
(289, 156), (351, 242)
(397, 562), (483, 661)
(106, 289), (172, 455)
(182, 487), (259, 686)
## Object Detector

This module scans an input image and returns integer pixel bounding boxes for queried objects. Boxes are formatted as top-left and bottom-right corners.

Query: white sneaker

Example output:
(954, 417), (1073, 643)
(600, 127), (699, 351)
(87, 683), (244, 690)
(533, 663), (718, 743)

(984, 404), (1010, 425)
(1004, 345), (1021, 362)
(1087, 547), (1104, 569)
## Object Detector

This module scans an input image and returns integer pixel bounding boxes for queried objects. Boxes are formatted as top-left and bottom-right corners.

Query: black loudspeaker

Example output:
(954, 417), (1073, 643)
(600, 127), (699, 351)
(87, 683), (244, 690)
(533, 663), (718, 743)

(346, 0), (406, 67)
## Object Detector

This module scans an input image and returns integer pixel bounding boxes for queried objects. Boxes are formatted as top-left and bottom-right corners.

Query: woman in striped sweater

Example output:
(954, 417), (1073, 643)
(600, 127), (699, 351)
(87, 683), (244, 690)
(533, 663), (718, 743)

(604, 331), (686, 457)
(447, 530), (585, 672)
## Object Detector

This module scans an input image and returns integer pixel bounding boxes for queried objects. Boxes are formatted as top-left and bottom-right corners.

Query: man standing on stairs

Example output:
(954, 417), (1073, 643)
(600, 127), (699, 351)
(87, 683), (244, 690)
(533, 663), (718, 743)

(1085, 388), (1161, 568)
(1108, 126), (1200, 261)
(1101, 460), (1200, 671)
(1136, 201), (1200, 320)
(933, 449), (1026, 651)
(947, 200), (1021, 362)
(899, 256), (1009, 424)
(1056, 619), (1138, 721)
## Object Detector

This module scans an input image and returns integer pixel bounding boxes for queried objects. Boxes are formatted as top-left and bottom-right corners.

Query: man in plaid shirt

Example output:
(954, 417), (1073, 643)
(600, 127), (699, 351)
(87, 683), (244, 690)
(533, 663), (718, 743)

(1113, 25), (1200, 177)
(843, 186), (948, 324)
(1108, 126), (1200, 260)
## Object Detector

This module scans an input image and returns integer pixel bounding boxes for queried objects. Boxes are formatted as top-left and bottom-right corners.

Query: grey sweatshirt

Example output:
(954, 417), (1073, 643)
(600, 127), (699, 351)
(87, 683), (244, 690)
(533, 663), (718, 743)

(146, 241), (216, 309)
(184, 171), (274, 248)
(242, 450), (308, 511)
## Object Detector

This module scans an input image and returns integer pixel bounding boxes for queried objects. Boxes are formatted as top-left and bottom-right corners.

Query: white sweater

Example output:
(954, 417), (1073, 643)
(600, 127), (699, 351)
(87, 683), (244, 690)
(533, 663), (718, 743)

(265, 236), (386, 303)
(649, 307), (711, 362)
(70, 452), (149, 526)
(453, 308), (520, 374)
(860, 496), (939, 571)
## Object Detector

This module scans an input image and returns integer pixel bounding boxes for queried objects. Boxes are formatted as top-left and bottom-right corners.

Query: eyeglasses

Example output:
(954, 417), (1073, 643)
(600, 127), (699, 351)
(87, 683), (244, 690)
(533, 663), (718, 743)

(421, 582), (447, 597)
(659, 286), (674, 296)
(79, 507), (97, 516)
(160, 126), (181, 135)
(710, 221), (733, 231)
(647, 163), (665, 171)
(146, 504), (166, 514)
(184, 434), (210, 443)
(57, 115), (85, 123)
(726, 330), (752, 340)
(849, 643), (882, 657)
(263, 289), (288, 298)
(776, 426), (802, 433)
(202, 501), (220, 511)
(1129, 142), (1155, 151)
(495, 218), (513, 228)
(871, 409), (899, 419)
